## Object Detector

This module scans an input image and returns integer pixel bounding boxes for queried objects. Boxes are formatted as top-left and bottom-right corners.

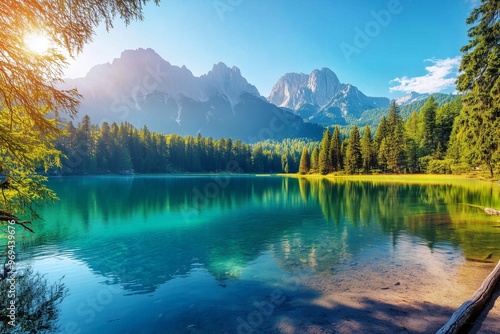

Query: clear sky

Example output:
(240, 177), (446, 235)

(64, 0), (478, 99)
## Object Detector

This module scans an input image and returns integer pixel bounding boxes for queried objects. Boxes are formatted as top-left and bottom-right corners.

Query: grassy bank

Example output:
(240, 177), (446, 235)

(280, 173), (500, 186)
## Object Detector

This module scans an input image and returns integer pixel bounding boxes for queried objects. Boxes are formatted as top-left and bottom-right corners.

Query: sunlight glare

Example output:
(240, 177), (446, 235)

(24, 33), (52, 55)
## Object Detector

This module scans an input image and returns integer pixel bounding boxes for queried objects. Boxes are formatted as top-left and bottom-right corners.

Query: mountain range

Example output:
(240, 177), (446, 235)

(63, 48), (450, 142)
(63, 48), (323, 142)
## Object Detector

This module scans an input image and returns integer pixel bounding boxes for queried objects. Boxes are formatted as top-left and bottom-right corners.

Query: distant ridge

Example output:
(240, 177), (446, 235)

(355, 93), (460, 128)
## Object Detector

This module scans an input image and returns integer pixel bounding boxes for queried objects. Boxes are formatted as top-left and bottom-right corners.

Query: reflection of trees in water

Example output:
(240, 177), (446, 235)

(298, 177), (500, 259)
(0, 256), (67, 334)
(21, 177), (318, 294)
(12, 177), (500, 297)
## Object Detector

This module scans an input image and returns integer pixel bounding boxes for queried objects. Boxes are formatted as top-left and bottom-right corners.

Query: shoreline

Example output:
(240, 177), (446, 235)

(260, 256), (500, 333)
(280, 173), (500, 185)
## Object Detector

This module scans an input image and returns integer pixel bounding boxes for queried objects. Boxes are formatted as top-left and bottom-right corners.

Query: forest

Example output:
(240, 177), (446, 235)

(299, 96), (466, 175)
(55, 95), (470, 176)
(55, 116), (315, 174)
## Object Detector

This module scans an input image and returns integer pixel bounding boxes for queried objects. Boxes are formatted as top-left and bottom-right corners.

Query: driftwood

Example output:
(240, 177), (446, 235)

(484, 207), (500, 215)
(465, 253), (494, 263)
(436, 260), (500, 334)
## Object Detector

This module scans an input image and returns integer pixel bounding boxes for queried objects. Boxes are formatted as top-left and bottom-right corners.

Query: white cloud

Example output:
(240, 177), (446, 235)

(389, 56), (461, 94)
(466, 0), (481, 8)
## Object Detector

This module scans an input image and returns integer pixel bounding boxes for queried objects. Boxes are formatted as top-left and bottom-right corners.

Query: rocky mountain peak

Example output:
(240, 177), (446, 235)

(395, 91), (430, 105)
(268, 68), (390, 124)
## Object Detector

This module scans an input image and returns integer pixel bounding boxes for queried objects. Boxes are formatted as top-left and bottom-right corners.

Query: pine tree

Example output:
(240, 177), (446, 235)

(384, 101), (406, 173)
(318, 128), (332, 174)
(435, 98), (462, 151)
(310, 147), (320, 173)
(345, 125), (362, 174)
(330, 126), (342, 172)
(419, 97), (438, 156)
(281, 153), (290, 173)
(449, 0), (500, 177)
(378, 138), (389, 172)
(374, 115), (389, 152)
(361, 125), (373, 174)
(299, 147), (311, 174)
(387, 100), (401, 130)
(387, 121), (407, 173)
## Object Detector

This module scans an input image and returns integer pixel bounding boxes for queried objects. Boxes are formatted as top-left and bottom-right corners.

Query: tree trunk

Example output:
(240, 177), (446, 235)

(436, 260), (500, 334)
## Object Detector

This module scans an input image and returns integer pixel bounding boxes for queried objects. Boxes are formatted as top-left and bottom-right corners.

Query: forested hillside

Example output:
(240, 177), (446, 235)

(54, 116), (317, 174)
(299, 97), (464, 175)
(55, 94), (465, 176)
(352, 93), (459, 128)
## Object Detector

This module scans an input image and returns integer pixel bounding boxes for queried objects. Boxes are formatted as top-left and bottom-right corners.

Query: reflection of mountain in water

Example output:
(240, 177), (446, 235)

(14, 176), (500, 294)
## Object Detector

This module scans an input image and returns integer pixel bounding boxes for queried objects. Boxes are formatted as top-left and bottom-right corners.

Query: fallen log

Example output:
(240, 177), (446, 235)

(436, 260), (500, 334)
(484, 207), (500, 215)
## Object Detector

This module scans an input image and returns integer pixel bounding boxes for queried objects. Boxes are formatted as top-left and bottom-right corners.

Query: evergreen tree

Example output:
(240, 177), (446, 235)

(374, 116), (389, 153)
(405, 111), (421, 142)
(299, 147), (311, 174)
(330, 126), (342, 171)
(318, 128), (332, 174)
(378, 138), (389, 172)
(281, 153), (290, 173)
(435, 98), (462, 152)
(345, 125), (362, 174)
(310, 147), (320, 173)
(419, 97), (438, 156)
(405, 137), (419, 173)
(252, 145), (266, 173)
(384, 101), (406, 173)
(361, 125), (374, 174)
(387, 120), (407, 173)
(449, 0), (500, 177)
(387, 100), (401, 130)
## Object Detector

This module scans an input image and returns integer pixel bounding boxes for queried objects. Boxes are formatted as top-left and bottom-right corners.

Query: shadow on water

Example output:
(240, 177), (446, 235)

(138, 277), (457, 334)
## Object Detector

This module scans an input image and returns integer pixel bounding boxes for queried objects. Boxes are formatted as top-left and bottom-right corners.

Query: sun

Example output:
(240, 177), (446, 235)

(24, 32), (52, 55)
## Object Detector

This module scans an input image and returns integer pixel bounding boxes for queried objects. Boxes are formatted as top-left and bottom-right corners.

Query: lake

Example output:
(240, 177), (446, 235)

(5, 175), (500, 333)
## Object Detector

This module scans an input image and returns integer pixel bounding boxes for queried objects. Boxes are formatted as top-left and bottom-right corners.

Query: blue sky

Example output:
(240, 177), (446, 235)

(64, 0), (477, 99)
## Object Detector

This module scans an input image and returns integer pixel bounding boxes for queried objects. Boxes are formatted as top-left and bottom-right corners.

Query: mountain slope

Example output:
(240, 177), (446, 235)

(268, 68), (390, 126)
(395, 91), (430, 106)
(62, 48), (323, 142)
(355, 93), (460, 127)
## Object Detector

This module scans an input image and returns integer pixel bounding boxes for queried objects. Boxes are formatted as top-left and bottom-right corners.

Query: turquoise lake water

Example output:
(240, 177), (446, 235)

(3, 175), (500, 333)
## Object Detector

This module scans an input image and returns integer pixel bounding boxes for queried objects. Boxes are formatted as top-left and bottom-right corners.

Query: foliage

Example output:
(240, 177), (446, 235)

(0, 106), (61, 225)
(55, 117), (320, 174)
(0, 263), (67, 333)
(360, 125), (374, 173)
(355, 93), (459, 128)
(330, 126), (343, 172)
(310, 147), (320, 174)
(344, 125), (362, 174)
(318, 129), (332, 174)
(50, 96), (466, 177)
(0, 0), (160, 226)
(298, 147), (311, 174)
(448, 0), (500, 177)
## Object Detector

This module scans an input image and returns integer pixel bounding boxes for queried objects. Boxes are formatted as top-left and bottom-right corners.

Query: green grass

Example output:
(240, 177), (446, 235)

(280, 173), (499, 186)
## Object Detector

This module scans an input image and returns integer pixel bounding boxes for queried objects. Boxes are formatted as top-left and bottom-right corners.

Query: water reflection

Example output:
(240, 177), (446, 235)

(7, 176), (500, 296)
(297, 177), (500, 258)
